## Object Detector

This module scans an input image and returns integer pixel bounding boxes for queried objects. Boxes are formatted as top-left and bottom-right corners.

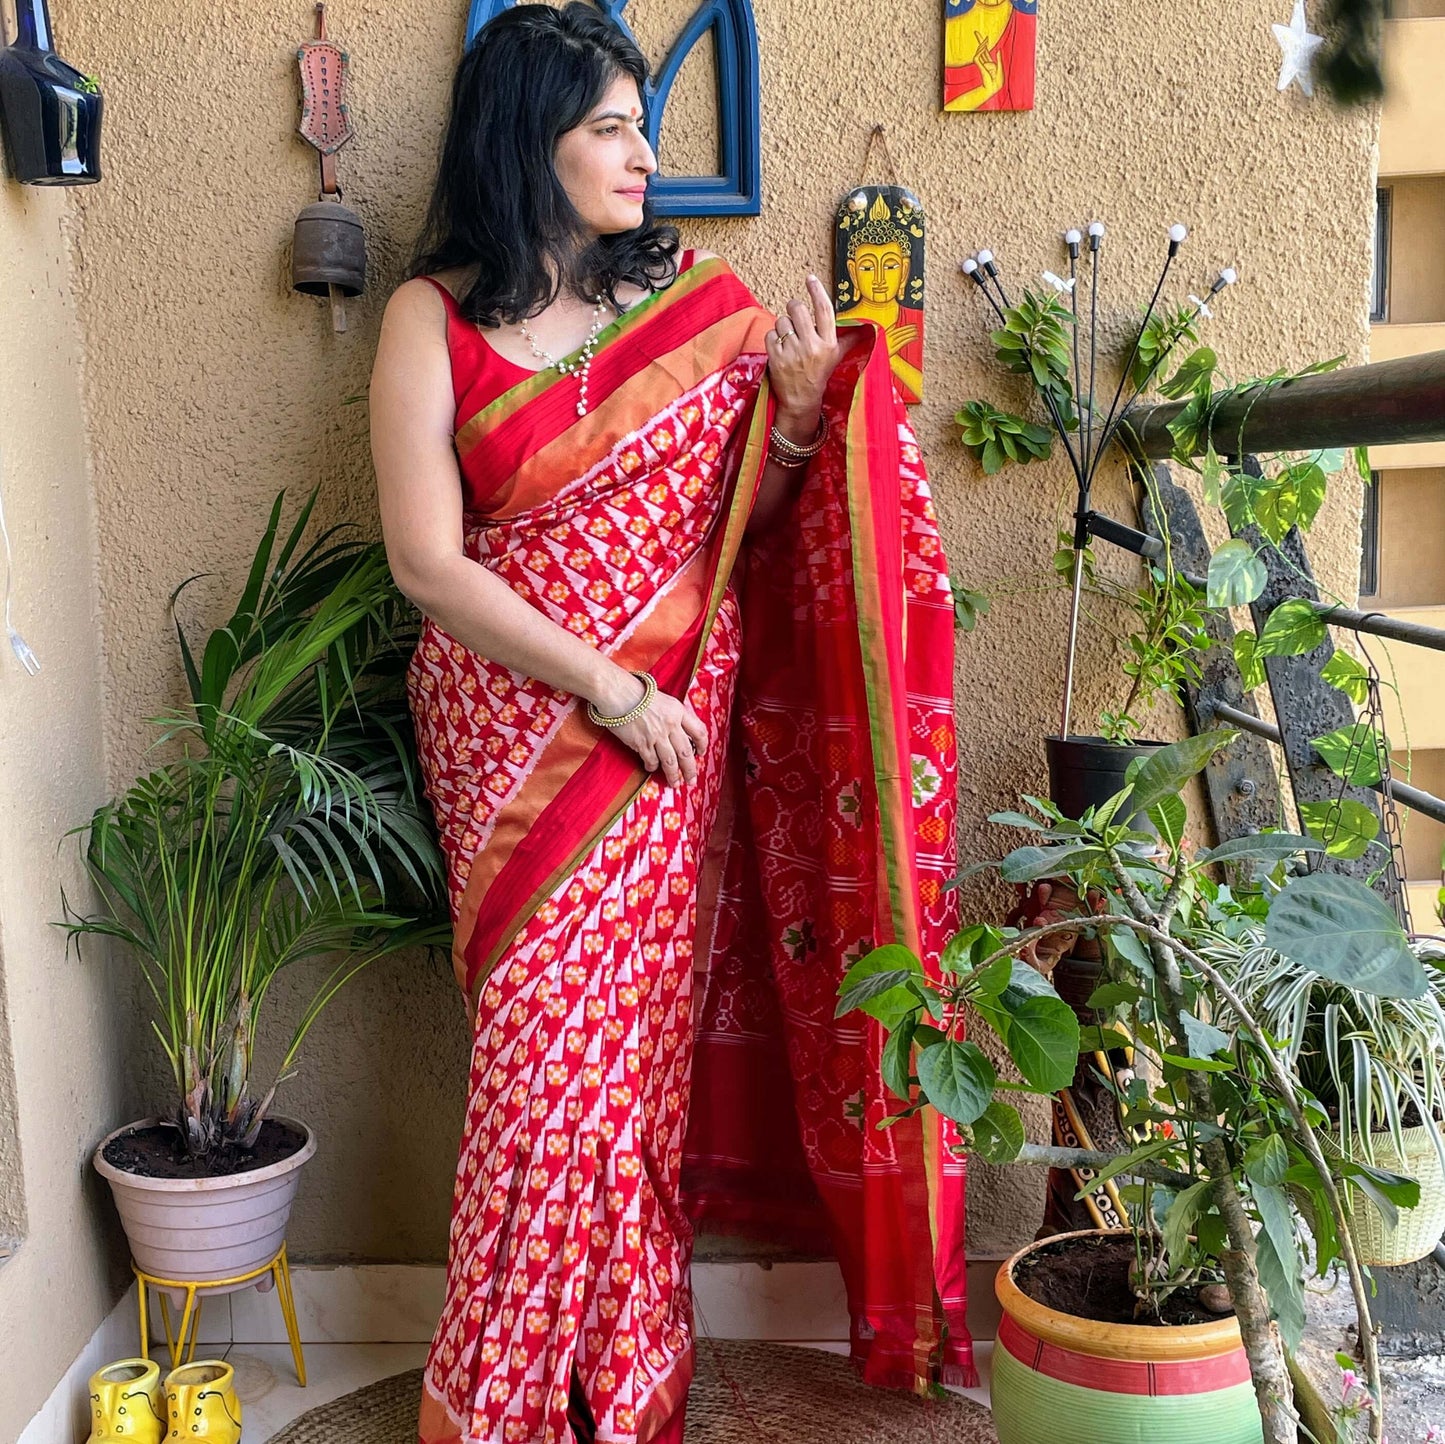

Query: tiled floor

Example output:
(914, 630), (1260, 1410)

(229, 1339), (995, 1440)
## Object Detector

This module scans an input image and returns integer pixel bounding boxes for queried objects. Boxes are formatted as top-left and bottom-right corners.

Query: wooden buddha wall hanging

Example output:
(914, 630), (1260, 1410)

(834, 138), (926, 405)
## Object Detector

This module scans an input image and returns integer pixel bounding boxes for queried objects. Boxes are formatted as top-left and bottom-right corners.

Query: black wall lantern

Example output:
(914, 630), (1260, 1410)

(0, 0), (103, 185)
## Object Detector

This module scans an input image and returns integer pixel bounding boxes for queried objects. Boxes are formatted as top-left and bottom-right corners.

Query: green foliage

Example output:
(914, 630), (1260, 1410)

(1312, 723), (1385, 787)
(1206, 539), (1268, 608)
(990, 290), (1078, 429)
(1298, 799), (1383, 860)
(951, 579), (991, 633)
(1256, 599), (1327, 658)
(62, 492), (447, 1164)
(1321, 650), (1370, 705)
(955, 400), (1053, 475)
(1265, 873), (1423, 998)
(1099, 566), (1210, 743)
(842, 767), (1432, 1369)
(1130, 304), (1201, 393)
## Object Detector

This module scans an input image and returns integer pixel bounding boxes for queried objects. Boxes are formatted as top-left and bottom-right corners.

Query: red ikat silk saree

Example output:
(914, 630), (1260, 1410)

(409, 257), (968, 1444)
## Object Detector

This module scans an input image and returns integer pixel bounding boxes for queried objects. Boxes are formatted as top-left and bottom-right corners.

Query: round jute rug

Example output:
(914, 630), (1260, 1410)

(265, 1342), (997, 1443)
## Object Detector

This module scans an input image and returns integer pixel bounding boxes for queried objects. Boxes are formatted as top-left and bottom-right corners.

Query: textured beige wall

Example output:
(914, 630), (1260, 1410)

(50, 0), (1376, 1276)
(0, 182), (130, 1441)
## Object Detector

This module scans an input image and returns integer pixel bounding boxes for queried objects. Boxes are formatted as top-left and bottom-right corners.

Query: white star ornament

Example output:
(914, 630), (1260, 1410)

(1273, 0), (1324, 97)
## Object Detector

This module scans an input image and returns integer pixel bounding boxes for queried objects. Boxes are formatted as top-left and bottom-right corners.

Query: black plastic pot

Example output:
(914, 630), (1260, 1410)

(1045, 734), (1167, 824)
(0, 0), (102, 185)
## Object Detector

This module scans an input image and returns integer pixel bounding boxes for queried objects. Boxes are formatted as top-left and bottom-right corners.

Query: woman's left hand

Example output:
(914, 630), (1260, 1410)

(765, 275), (841, 421)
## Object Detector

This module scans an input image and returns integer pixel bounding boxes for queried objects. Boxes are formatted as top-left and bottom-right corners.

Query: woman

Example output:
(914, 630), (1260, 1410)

(370, 8), (969, 1443)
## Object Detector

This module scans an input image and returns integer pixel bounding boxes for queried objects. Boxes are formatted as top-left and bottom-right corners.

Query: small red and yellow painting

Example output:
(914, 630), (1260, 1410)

(943, 0), (1037, 112)
(833, 186), (926, 405)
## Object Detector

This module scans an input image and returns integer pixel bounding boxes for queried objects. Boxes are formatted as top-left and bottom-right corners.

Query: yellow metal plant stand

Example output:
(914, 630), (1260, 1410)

(134, 1243), (307, 1386)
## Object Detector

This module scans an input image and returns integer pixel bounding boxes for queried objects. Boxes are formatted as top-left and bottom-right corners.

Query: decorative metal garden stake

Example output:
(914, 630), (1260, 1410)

(0, 0), (102, 185)
(961, 224), (1239, 739)
(292, 3), (364, 333)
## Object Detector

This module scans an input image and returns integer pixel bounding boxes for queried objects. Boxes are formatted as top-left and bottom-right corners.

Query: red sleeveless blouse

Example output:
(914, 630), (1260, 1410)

(418, 249), (700, 419)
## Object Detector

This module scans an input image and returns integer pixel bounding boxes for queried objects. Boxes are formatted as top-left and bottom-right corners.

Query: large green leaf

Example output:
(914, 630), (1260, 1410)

(1265, 873), (1426, 999)
(880, 1015), (918, 1101)
(1180, 1010), (1231, 1060)
(1311, 724), (1385, 787)
(1004, 996), (1081, 1092)
(971, 1099), (1026, 1164)
(836, 944), (925, 1029)
(1162, 1179), (1212, 1266)
(1321, 650), (1370, 704)
(917, 1040), (997, 1126)
(1198, 832), (1323, 866)
(1233, 630), (1266, 691)
(1245, 1135), (1290, 1188)
(1298, 799), (1381, 860)
(1256, 600), (1327, 658)
(1252, 1181), (1306, 1350)
(1123, 731), (1238, 818)
(1207, 539), (1268, 608)
(999, 843), (1105, 883)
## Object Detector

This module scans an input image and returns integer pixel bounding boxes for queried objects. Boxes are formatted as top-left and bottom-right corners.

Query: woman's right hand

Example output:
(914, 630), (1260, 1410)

(591, 673), (709, 787)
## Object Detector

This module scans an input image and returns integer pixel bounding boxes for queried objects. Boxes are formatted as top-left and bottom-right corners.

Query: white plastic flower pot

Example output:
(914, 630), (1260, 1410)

(94, 1116), (315, 1289)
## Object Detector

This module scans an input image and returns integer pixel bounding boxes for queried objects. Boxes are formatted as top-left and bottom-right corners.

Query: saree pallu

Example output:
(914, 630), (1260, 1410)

(408, 258), (968, 1444)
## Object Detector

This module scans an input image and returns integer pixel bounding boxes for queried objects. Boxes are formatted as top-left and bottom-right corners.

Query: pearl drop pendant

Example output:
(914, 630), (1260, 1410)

(520, 296), (610, 417)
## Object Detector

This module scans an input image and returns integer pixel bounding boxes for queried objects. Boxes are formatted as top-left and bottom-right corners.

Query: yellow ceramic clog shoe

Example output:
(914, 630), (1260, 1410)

(87, 1358), (165, 1444)
(161, 1361), (242, 1443)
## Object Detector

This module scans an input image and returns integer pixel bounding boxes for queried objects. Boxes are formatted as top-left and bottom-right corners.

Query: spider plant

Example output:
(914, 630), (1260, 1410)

(63, 490), (447, 1166)
(1208, 928), (1445, 1173)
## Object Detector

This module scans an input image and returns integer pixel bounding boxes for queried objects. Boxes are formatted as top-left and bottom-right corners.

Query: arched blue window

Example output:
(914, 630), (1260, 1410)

(464, 0), (761, 216)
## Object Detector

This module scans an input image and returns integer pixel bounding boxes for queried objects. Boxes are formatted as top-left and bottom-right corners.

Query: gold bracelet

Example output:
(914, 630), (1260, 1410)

(768, 415), (829, 461)
(586, 671), (657, 729)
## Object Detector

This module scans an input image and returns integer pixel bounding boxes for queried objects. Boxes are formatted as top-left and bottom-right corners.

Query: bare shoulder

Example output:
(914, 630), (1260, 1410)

(384, 275), (449, 328)
(689, 249), (722, 263)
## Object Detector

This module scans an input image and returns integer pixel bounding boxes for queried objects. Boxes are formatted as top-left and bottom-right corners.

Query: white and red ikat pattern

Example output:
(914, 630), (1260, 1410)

(420, 594), (741, 1444)
(406, 359), (767, 920)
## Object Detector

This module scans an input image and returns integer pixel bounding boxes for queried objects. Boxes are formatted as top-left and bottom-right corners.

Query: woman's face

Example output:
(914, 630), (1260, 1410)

(553, 73), (657, 239)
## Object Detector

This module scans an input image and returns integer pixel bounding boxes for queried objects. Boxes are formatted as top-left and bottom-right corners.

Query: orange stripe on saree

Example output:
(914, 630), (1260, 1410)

(408, 261), (968, 1444)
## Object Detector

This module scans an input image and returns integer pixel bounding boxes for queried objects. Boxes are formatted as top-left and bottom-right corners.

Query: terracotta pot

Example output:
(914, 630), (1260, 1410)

(992, 1229), (1263, 1444)
(94, 1116), (315, 1289)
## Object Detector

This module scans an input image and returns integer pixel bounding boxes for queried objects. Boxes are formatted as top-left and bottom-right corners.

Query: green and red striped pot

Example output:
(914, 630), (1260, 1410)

(992, 1230), (1263, 1444)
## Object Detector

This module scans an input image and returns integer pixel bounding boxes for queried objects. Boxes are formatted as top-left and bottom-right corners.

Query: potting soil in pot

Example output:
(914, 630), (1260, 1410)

(102, 1118), (308, 1179)
(1014, 1232), (1234, 1327)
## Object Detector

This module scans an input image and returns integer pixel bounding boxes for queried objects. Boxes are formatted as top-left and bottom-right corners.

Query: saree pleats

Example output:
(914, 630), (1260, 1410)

(409, 258), (969, 1444)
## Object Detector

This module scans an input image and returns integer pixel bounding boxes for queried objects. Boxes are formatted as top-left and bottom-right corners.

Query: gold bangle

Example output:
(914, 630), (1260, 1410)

(769, 416), (829, 461)
(587, 670), (657, 728)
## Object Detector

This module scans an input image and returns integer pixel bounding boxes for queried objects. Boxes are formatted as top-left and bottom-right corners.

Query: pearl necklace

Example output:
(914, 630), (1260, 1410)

(519, 296), (611, 417)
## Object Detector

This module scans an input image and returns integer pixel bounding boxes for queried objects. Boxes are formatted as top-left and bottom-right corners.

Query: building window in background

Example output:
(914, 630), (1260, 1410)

(1371, 188), (1391, 323)
(1361, 472), (1381, 598)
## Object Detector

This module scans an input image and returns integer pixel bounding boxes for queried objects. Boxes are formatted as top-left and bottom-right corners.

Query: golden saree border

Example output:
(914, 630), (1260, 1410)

(837, 321), (945, 1385)
(452, 544), (713, 1000)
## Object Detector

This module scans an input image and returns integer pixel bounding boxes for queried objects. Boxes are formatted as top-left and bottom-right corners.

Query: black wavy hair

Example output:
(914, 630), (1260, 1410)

(410, 2), (680, 326)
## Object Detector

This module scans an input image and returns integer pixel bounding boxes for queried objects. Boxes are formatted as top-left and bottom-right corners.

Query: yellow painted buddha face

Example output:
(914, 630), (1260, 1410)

(848, 242), (910, 307)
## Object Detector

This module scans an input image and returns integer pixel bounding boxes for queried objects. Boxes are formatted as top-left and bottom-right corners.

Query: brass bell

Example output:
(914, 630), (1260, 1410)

(291, 195), (365, 298)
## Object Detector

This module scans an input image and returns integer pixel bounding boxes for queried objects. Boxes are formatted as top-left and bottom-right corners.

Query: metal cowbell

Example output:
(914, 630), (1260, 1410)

(291, 195), (365, 298)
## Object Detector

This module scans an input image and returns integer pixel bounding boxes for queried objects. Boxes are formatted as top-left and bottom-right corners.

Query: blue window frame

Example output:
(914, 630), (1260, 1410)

(464, 0), (761, 216)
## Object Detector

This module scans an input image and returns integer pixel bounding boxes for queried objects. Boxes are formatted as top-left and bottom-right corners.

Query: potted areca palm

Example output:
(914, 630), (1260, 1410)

(66, 492), (446, 1286)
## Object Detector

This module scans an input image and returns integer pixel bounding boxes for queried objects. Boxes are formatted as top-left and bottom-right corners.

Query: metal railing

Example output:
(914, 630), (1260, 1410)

(1126, 348), (1445, 903)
